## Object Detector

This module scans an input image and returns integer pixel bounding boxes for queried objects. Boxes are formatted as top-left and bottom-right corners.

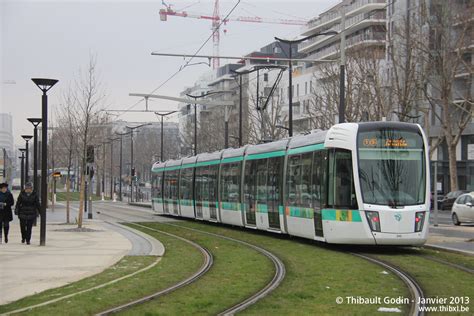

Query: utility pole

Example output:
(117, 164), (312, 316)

(155, 111), (177, 161)
(339, 5), (346, 123)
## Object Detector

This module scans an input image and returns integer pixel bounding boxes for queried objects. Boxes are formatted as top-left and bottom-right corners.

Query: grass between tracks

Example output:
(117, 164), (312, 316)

(120, 222), (274, 315)
(374, 250), (474, 313)
(128, 221), (410, 315)
(0, 227), (202, 316)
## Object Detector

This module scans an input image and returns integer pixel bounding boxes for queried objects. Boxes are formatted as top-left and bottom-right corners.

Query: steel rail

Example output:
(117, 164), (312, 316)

(95, 210), (213, 315)
(351, 253), (425, 316)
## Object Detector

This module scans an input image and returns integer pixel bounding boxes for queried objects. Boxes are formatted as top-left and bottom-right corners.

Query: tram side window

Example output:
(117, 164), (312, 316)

(312, 151), (327, 208)
(170, 170), (179, 201)
(196, 166), (210, 203)
(256, 159), (268, 205)
(244, 160), (257, 204)
(220, 163), (241, 203)
(328, 149), (357, 209)
(208, 165), (218, 204)
(164, 171), (171, 201)
(157, 174), (163, 200)
(267, 157), (283, 207)
(286, 153), (313, 208)
(179, 168), (193, 201)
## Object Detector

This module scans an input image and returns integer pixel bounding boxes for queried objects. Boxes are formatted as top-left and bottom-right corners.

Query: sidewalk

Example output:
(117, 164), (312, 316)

(0, 219), (132, 305)
(427, 224), (474, 255)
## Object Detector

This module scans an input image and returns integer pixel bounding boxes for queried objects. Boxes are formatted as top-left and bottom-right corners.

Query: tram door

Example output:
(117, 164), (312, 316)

(312, 151), (327, 237)
(172, 170), (179, 215)
(208, 165), (218, 220)
(195, 167), (204, 218)
(244, 160), (257, 225)
(267, 157), (282, 230)
(163, 171), (170, 214)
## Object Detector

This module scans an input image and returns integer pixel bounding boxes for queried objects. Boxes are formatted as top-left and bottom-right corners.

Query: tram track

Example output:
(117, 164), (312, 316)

(96, 204), (447, 316)
(94, 209), (213, 315)
(97, 204), (286, 315)
(351, 253), (425, 316)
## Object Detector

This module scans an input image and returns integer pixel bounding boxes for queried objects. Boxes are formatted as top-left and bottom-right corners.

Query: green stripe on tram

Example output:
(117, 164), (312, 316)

(246, 150), (286, 161)
(221, 156), (244, 164)
(287, 143), (324, 155)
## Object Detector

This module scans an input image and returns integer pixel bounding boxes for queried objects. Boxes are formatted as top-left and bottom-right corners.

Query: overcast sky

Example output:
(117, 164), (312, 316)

(1, 0), (337, 147)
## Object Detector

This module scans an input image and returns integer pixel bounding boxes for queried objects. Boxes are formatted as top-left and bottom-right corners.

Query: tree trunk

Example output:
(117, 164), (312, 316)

(78, 173), (85, 228)
(66, 176), (70, 224)
(447, 142), (458, 192)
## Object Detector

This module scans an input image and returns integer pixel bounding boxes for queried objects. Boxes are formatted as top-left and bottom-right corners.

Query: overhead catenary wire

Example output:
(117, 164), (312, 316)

(116, 0), (242, 119)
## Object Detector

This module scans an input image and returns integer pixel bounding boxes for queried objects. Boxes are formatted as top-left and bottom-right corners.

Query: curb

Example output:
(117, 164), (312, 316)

(424, 244), (474, 256)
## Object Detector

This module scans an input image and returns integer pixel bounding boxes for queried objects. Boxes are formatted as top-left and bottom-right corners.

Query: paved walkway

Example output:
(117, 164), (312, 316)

(0, 201), (164, 305)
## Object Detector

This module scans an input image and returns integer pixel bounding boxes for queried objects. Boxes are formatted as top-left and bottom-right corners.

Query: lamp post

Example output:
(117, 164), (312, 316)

(154, 111), (177, 161)
(275, 31), (338, 136)
(32, 78), (58, 246)
(116, 131), (130, 201)
(21, 135), (33, 184)
(27, 118), (42, 193)
(186, 91), (227, 155)
(19, 149), (26, 190)
(126, 123), (151, 202)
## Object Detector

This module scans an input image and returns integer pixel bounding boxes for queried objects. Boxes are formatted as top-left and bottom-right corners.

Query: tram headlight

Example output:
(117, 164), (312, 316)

(415, 212), (425, 232)
(365, 211), (381, 232)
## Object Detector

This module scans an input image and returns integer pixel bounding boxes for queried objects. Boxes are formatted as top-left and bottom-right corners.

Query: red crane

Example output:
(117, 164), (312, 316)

(159, 1), (308, 69)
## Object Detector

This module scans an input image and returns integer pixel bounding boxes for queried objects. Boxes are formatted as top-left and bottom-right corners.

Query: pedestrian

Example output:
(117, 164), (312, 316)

(0, 183), (14, 244)
(15, 182), (40, 245)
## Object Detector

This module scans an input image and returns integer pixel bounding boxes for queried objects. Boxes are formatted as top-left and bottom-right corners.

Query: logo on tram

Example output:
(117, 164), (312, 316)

(394, 213), (402, 222)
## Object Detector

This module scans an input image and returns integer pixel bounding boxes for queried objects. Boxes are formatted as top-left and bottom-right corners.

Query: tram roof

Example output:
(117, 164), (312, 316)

(246, 139), (290, 155)
(151, 161), (166, 170)
(181, 156), (198, 165)
(287, 129), (327, 149)
(221, 145), (249, 159)
(164, 158), (182, 168)
(196, 150), (224, 163)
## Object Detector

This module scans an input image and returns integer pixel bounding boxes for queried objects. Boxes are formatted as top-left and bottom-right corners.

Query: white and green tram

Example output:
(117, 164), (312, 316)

(151, 122), (430, 245)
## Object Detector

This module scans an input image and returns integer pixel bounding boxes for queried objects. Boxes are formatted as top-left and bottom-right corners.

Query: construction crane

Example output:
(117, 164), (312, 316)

(159, 0), (308, 69)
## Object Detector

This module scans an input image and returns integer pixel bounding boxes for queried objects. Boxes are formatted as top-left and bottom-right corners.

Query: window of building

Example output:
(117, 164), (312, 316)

(305, 82), (308, 95)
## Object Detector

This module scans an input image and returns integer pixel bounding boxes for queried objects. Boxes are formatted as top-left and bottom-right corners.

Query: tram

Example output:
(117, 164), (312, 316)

(151, 122), (430, 245)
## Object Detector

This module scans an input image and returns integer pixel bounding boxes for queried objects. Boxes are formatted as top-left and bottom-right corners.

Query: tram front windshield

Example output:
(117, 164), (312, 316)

(358, 128), (425, 207)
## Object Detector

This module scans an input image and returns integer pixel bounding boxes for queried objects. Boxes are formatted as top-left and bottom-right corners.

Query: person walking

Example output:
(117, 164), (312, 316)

(15, 183), (40, 245)
(0, 183), (14, 244)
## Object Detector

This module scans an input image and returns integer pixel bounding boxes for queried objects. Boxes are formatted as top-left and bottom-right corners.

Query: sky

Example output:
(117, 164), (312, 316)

(1, 0), (337, 147)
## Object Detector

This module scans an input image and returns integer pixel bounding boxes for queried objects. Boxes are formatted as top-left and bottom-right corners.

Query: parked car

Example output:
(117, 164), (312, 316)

(440, 190), (469, 211)
(451, 192), (474, 225)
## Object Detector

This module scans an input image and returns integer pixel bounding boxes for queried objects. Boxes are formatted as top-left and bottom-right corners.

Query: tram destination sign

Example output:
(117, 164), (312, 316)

(358, 130), (423, 149)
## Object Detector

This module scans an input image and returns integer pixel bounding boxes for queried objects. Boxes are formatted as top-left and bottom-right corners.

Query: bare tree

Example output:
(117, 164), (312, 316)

(72, 54), (107, 228)
(417, 1), (473, 191)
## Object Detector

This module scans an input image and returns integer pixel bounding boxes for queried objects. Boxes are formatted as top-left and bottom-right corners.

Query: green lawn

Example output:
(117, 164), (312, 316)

(129, 221), (411, 315)
(120, 222), (274, 315)
(374, 250), (474, 314)
(0, 228), (203, 316)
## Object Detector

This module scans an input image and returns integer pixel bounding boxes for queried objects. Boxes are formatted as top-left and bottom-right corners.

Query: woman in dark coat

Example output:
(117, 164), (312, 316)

(0, 182), (14, 244)
(15, 183), (40, 245)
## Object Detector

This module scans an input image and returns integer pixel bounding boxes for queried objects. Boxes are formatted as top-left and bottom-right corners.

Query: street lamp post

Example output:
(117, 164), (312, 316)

(19, 149), (26, 190)
(275, 31), (338, 136)
(115, 131), (130, 202)
(27, 118), (42, 193)
(32, 78), (58, 246)
(126, 123), (151, 202)
(154, 111), (177, 161)
(186, 91), (227, 155)
(21, 135), (33, 184)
